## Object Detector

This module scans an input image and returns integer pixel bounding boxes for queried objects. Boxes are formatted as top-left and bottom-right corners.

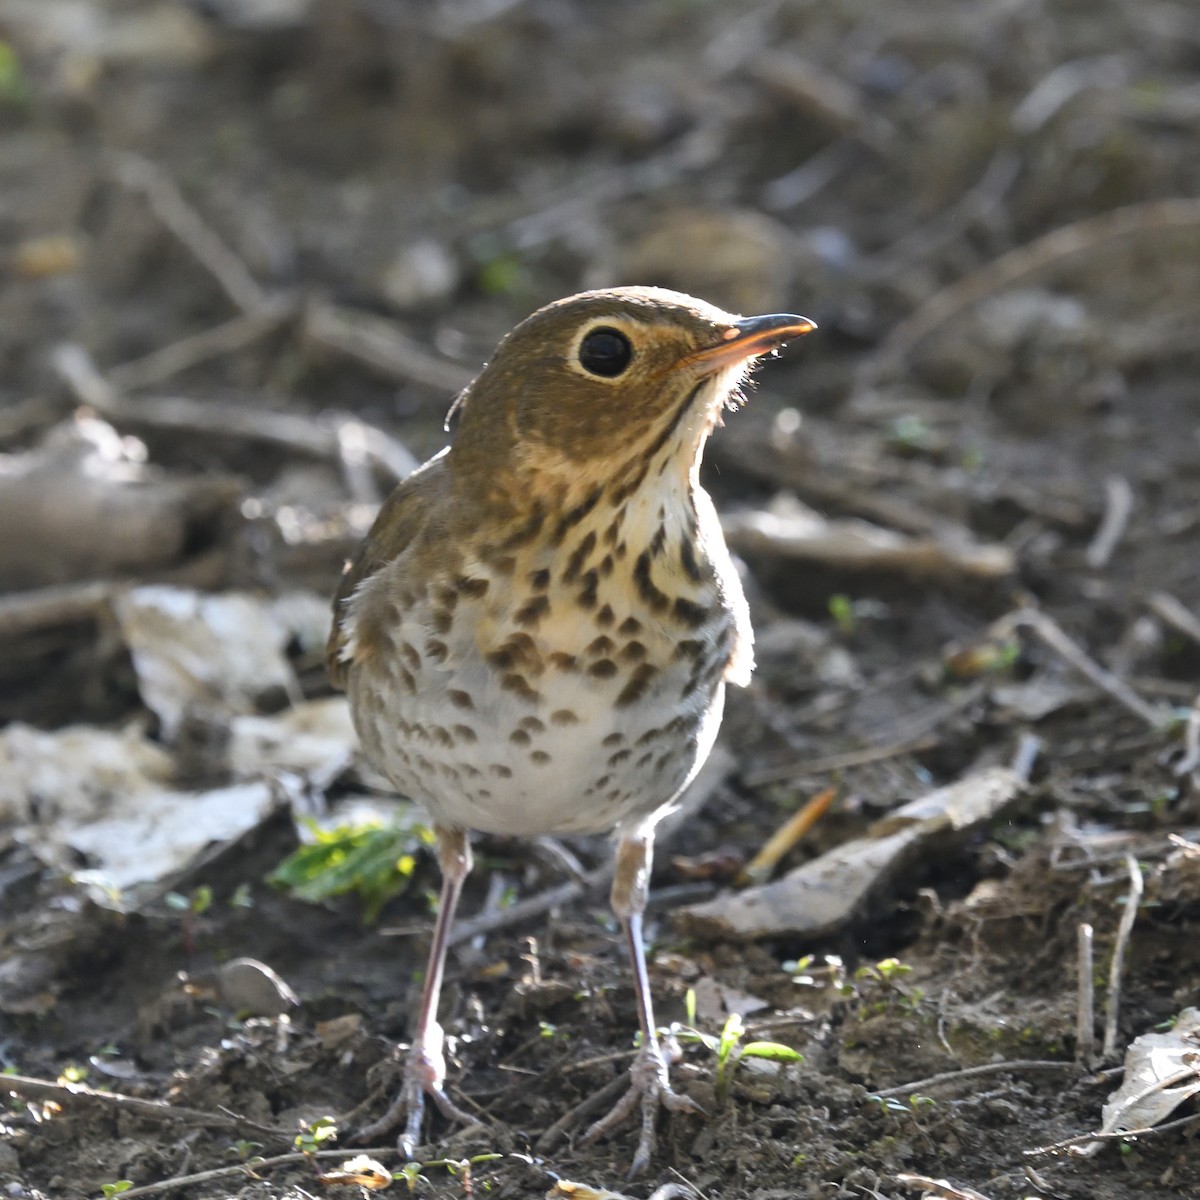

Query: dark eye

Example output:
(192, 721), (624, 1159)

(579, 327), (633, 377)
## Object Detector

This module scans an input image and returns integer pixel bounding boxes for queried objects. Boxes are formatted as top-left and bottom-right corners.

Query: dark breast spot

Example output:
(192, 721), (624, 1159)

(530, 750), (551, 765)
(563, 530), (597, 584)
(618, 616), (642, 636)
(447, 689), (474, 709)
(620, 640), (647, 662)
(671, 597), (710, 629)
(456, 576), (489, 598)
(596, 604), (615, 628)
(514, 594), (550, 628)
(424, 639), (449, 663)
(551, 709), (579, 726)
(509, 729), (532, 747)
(453, 724), (477, 743)
(529, 568), (551, 591)
(520, 716), (546, 733)
(586, 635), (615, 657)
(633, 551), (670, 613)
(588, 658), (618, 679)
(615, 662), (658, 708)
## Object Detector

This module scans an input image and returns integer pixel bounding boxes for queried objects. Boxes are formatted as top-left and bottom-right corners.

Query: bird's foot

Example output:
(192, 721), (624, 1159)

(581, 1040), (703, 1177)
(355, 1021), (481, 1156)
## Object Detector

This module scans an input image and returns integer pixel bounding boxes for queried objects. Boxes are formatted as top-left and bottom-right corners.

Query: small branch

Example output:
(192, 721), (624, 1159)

(115, 1146), (402, 1200)
(993, 608), (1168, 729)
(893, 1173), (993, 1200)
(867, 1059), (1077, 1100)
(304, 301), (475, 394)
(108, 304), (294, 391)
(1086, 476), (1135, 569)
(443, 863), (611, 947)
(1101, 854), (1144, 1062)
(1076, 923), (1095, 1068)
(1147, 591), (1200, 647)
(865, 197), (1200, 377)
(2, 1074), (287, 1138)
(111, 152), (271, 315)
(1024, 1110), (1200, 1158)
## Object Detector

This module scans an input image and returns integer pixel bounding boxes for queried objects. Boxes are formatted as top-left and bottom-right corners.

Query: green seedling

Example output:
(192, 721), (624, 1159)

(397, 1153), (504, 1193)
(873, 1092), (935, 1115)
(100, 1183), (132, 1199)
(270, 816), (435, 922)
(828, 593), (856, 635)
(674, 995), (803, 1105)
(294, 1116), (338, 1156)
(226, 1139), (264, 1162)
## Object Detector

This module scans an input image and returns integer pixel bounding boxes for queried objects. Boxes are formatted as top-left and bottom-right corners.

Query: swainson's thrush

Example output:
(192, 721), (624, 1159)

(329, 286), (813, 1173)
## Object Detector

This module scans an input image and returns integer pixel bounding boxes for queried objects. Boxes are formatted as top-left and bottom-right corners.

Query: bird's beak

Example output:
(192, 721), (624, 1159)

(686, 312), (816, 375)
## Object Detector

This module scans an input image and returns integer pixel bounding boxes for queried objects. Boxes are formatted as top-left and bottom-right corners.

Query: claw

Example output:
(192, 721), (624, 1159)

(581, 1042), (702, 1177)
(355, 1021), (481, 1153)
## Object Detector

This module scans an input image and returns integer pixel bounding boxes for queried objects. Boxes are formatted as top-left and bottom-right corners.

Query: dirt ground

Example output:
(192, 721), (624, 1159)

(2, 1), (1200, 1197)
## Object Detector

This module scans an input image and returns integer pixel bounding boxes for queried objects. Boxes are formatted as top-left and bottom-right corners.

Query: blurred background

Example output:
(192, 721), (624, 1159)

(2, 1), (1199, 1196)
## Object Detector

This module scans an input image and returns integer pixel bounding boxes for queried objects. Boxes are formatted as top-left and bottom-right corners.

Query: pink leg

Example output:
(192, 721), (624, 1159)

(582, 833), (701, 1176)
(357, 826), (480, 1155)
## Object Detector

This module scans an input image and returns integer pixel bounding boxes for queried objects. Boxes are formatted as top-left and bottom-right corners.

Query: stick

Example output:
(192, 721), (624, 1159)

(740, 786), (835, 884)
(108, 304), (294, 391)
(993, 609), (1168, 729)
(111, 152), (271, 315)
(1147, 591), (1200, 647)
(2, 1074), (286, 1138)
(866, 197), (1200, 375)
(1102, 854), (1144, 1062)
(1076, 923), (1095, 1068)
(1086, 476), (1135, 569)
(867, 1060), (1077, 1100)
(1024, 1110), (1200, 1157)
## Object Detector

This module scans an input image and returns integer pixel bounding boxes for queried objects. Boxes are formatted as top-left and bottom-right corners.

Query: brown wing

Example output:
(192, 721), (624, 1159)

(326, 449), (449, 688)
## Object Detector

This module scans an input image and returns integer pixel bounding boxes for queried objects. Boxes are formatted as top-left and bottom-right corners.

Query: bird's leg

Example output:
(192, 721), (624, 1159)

(582, 833), (701, 1176)
(357, 825), (479, 1154)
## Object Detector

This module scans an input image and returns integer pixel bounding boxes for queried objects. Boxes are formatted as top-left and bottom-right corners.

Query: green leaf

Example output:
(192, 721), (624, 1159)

(101, 1184), (133, 1199)
(739, 1041), (803, 1063)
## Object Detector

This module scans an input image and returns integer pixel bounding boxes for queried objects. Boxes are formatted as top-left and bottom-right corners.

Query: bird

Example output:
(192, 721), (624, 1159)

(327, 285), (814, 1174)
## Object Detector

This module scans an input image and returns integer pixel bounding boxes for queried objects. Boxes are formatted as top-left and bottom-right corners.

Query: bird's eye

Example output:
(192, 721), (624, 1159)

(579, 327), (633, 377)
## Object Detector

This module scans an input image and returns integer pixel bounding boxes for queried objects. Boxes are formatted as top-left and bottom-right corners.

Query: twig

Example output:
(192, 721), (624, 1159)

(1102, 853), (1144, 1062)
(865, 197), (1200, 376)
(52, 343), (419, 483)
(115, 1146), (403, 1199)
(1024, 1109), (1200, 1158)
(304, 301), (475, 393)
(867, 1060), (1077, 1100)
(1086, 476), (1135, 569)
(1175, 693), (1200, 780)
(2, 1073), (287, 1138)
(0, 581), (113, 637)
(744, 734), (939, 786)
(444, 863), (611, 947)
(740, 786), (835, 884)
(108, 304), (295, 391)
(1010, 733), (1041, 782)
(993, 609), (1168, 729)
(861, 150), (1021, 283)
(111, 152), (271, 314)
(1076, 923), (1095, 1068)
(893, 1174), (993, 1200)
(537, 1073), (630, 1151)
(1147, 591), (1200, 647)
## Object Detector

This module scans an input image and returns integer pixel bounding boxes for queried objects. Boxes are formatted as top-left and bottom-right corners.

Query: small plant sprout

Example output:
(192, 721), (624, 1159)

(395, 1153), (504, 1194)
(294, 1115), (338, 1156)
(869, 1092), (936, 1118)
(100, 1183), (133, 1199)
(225, 1139), (264, 1162)
(673, 1007), (803, 1105)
